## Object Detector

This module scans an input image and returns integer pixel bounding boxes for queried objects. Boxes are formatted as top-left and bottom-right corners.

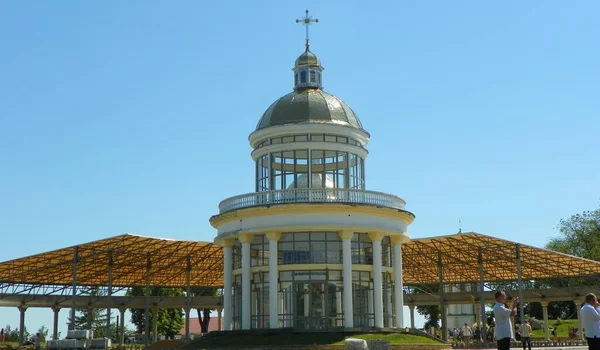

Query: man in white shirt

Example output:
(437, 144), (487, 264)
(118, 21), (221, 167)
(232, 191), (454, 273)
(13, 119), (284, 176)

(493, 291), (519, 350)
(519, 320), (532, 350)
(580, 293), (600, 350)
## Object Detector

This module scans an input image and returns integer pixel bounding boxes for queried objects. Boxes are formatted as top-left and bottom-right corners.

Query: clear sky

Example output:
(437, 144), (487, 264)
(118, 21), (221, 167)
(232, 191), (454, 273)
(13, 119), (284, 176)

(1, 0), (599, 337)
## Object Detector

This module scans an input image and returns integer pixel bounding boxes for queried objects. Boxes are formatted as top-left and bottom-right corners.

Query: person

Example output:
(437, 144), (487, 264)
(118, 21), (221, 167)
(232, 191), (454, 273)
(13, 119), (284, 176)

(32, 333), (41, 350)
(493, 291), (519, 350)
(519, 320), (532, 350)
(462, 322), (473, 347)
(580, 293), (600, 350)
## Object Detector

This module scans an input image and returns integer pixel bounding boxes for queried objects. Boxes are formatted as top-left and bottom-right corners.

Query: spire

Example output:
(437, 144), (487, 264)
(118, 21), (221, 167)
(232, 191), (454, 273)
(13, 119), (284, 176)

(293, 10), (323, 91)
(296, 9), (319, 49)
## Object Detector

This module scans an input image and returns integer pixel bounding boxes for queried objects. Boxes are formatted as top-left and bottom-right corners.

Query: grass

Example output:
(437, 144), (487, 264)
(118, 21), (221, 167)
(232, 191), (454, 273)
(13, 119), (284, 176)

(333, 334), (441, 345)
(530, 319), (579, 339)
(183, 331), (443, 349)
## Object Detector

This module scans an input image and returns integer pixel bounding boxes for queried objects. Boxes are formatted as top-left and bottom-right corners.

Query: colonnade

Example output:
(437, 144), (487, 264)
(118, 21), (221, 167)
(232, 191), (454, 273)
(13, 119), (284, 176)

(13, 304), (223, 345)
(219, 230), (407, 331)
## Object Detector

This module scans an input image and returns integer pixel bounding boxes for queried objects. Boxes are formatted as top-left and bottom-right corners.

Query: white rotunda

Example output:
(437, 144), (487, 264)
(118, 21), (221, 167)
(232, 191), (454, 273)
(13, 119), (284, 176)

(211, 18), (414, 331)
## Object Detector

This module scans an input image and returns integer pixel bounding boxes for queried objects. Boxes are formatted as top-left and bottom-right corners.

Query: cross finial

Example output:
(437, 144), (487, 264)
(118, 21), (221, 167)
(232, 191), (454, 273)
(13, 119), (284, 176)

(296, 9), (319, 49)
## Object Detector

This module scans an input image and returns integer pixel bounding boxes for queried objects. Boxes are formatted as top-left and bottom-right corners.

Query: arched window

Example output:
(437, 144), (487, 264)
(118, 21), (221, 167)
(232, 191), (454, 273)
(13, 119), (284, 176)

(295, 73), (298, 85)
(310, 70), (316, 83)
(300, 70), (307, 83)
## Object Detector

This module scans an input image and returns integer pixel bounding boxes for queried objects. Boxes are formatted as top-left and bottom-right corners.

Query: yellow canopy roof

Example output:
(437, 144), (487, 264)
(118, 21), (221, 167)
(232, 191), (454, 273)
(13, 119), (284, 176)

(1, 232), (598, 290)
(0, 234), (222, 288)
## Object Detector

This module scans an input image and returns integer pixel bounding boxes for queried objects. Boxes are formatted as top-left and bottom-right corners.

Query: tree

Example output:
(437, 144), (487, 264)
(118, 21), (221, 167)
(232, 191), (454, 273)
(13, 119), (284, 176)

(546, 205), (600, 261)
(66, 287), (112, 338)
(192, 287), (219, 333)
(128, 287), (184, 339)
(37, 326), (49, 342)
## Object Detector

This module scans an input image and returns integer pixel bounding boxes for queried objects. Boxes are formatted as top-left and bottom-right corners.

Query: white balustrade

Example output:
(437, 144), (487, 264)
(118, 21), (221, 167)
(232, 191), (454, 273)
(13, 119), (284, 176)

(218, 188), (406, 213)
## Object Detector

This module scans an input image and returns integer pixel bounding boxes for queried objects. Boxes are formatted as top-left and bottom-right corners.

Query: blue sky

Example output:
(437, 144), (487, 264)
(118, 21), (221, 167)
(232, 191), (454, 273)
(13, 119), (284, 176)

(1, 0), (599, 336)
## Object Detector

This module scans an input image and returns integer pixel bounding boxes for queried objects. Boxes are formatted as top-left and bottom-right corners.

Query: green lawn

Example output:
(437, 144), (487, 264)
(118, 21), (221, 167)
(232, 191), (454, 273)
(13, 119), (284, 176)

(184, 331), (442, 349)
(530, 319), (579, 339)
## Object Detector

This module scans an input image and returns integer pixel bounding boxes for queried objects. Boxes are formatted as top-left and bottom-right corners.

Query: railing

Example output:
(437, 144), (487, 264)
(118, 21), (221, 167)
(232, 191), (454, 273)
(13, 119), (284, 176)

(218, 188), (406, 214)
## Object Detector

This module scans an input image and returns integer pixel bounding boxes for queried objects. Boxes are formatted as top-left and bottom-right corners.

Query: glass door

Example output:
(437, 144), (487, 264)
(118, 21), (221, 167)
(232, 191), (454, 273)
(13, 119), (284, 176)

(295, 282), (326, 329)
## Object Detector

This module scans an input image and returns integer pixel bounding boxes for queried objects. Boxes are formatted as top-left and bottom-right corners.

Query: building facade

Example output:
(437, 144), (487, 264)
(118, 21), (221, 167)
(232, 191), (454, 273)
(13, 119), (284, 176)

(211, 38), (414, 331)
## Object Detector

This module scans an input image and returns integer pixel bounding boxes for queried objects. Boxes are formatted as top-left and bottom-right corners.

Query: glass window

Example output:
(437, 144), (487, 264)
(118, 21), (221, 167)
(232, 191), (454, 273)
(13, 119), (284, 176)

(351, 233), (373, 265)
(310, 70), (316, 83)
(278, 232), (342, 265)
(295, 73), (298, 85)
(300, 70), (307, 83)
(294, 134), (308, 142)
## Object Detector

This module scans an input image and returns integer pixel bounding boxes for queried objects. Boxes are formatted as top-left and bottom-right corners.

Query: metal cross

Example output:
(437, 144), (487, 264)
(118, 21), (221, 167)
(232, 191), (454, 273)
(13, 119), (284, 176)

(296, 9), (318, 47)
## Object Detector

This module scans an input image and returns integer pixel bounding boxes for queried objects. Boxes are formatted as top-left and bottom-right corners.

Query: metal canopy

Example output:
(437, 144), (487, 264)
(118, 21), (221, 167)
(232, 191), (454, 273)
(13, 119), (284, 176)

(0, 232), (599, 292)
(403, 232), (600, 284)
(0, 234), (223, 289)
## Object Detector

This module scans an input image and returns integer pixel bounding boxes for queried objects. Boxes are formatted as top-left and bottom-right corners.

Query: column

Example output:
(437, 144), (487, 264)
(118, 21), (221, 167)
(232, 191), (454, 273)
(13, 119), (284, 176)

(185, 256), (191, 342)
(478, 249), (488, 345)
(386, 288), (393, 327)
(576, 300), (584, 340)
(70, 246), (78, 331)
(144, 254), (151, 349)
(52, 306), (60, 340)
(541, 302), (549, 341)
(87, 307), (93, 330)
(369, 232), (384, 328)
(217, 309), (223, 331)
(106, 249), (113, 339)
(516, 244), (525, 323)
(409, 305), (415, 329)
(119, 308), (126, 346)
(218, 238), (234, 331)
(152, 309), (158, 342)
(266, 232), (281, 329)
(338, 230), (354, 328)
(239, 234), (253, 330)
(391, 236), (405, 328)
(438, 252), (447, 341)
(18, 306), (26, 346)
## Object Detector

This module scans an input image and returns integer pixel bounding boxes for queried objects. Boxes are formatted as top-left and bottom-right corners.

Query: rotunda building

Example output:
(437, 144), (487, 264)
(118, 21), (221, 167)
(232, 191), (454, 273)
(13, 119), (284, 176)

(211, 42), (414, 331)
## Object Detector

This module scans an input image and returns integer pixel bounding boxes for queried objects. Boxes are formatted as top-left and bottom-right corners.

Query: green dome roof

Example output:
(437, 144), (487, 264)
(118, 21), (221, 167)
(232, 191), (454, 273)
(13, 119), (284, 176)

(295, 49), (321, 66)
(256, 89), (363, 130)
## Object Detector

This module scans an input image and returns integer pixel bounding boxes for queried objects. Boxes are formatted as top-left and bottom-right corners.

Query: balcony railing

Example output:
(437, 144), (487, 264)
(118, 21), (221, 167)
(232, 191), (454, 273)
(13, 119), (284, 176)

(218, 188), (406, 214)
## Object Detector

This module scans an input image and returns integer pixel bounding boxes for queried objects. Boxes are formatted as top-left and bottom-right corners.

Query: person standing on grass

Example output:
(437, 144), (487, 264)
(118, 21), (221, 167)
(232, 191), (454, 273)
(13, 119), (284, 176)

(519, 320), (532, 350)
(493, 291), (519, 350)
(580, 293), (600, 350)
(462, 323), (473, 347)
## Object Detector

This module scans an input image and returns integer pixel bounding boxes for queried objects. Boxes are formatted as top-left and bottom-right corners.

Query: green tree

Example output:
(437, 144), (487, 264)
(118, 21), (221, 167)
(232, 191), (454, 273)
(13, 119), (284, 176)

(66, 287), (112, 338)
(546, 205), (600, 260)
(37, 326), (49, 342)
(192, 287), (219, 334)
(128, 287), (184, 339)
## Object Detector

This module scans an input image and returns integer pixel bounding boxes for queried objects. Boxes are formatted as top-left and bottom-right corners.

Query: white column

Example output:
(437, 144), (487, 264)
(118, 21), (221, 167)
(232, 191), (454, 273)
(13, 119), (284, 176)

(339, 230), (354, 328)
(239, 234), (253, 330)
(409, 305), (415, 329)
(576, 299), (584, 340)
(369, 232), (384, 329)
(217, 308), (222, 331)
(541, 302), (549, 341)
(266, 232), (281, 329)
(386, 288), (393, 327)
(391, 236), (405, 328)
(218, 238), (234, 331)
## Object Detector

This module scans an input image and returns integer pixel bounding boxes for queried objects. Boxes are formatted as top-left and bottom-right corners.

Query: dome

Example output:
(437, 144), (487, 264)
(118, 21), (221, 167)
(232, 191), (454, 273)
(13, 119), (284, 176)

(295, 49), (321, 66)
(256, 89), (363, 130)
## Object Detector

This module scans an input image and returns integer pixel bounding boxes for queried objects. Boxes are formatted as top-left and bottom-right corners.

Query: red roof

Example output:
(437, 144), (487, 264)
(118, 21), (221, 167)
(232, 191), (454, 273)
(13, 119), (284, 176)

(178, 318), (224, 334)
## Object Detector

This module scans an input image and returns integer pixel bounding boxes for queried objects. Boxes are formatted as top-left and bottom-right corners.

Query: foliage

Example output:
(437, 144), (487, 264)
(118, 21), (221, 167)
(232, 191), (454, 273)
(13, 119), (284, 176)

(546, 206), (600, 260)
(36, 326), (49, 342)
(1, 325), (29, 342)
(192, 287), (219, 334)
(66, 287), (114, 338)
(128, 287), (184, 339)
(411, 284), (441, 329)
